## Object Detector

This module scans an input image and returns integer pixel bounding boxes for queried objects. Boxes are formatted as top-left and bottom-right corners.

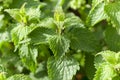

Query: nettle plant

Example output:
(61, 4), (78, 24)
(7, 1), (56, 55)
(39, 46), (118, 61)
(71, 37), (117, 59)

(0, 0), (120, 80)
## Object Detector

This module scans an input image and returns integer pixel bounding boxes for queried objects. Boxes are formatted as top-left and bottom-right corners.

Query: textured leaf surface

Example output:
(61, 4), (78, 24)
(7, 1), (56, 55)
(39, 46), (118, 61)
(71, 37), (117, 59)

(98, 51), (117, 64)
(19, 44), (38, 72)
(105, 1), (120, 29)
(93, 64), (116, 80)
(6, 4), (41, 23)
(67, 27), (99, 52)
(105, 27), (120, 51)
(7, 74), (32, 80)
(64, 13), (84, 28)
(26, 7), (41, 22)
(5, 9), (22, 22)
(54, 6), (65, 21)
(87, 2), (107, 26)
(49, 35), (70, 57)
(94, 54), (103, 69)
(97, 51), (120, 64)
(94, 51), (120, 80)
(28, 27), (55, 44)
(47, 56), (80, 80)
(39, 18), (56, 30)
(11, 24), (27, 46)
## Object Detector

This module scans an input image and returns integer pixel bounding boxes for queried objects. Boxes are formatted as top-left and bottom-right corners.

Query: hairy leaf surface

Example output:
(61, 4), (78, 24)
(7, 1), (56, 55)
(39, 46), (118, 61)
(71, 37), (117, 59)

(11, 24), (27, 46)
(19, 44), (38, 72)
(47, 56), (80, 80)
(87, 2), (107, 26)
(5, 9), (22, 22)
(94, 51), (120, 80)
(93, 64), (116, 80)
(28, 27), (56, 44)
(64, 13), (84, 28)
(49, 35), (70, 57)
(105, 1), (120, 29)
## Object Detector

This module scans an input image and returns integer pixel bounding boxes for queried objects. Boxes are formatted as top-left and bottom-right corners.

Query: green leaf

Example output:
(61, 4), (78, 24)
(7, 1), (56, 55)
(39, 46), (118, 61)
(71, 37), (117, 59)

(5, 9), (22, 22)
(0, 41), (13, 55)
(28, 27), (55, 44)
(85, 55), (96, 80)
(93, 64), (117, 80)
(66, 27), (99, 52)
(105, 27), (120, 51)
(49, 35), (70, 57)
(94, 54), (104, 69)
(69, 0), (86, 10)
(94, 50), (120, 80)
(10, 0), (40, 8)
(0, 65), (6, 80)
(5, 4), (41, 23)
(64, 13), (84, 28)
(93, 65), (102, 80)
(11, 24), (27, 46)
(54, 6), (65, 21)
(19, 44), (38, 72)
(1, 0), (13, 8)
(92, 0), (104, 7)
(0, 15), (6, 30)
(26, 6), (41, 22)
(47, 56), (80, 80)
(7, 74), (32, 80)
(112, 76), (120, 80)
(115, 63), (120, 74)
(98, 50), (117, 64)
(0, 72), (6, 80)
(39, 18), (56, 30)
(104, 1), (120, 29)
(86, 2), (107, 27)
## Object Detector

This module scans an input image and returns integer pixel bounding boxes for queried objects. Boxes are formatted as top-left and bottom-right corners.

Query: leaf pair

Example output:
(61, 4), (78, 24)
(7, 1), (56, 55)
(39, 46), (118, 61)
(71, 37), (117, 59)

(29, 14), (99, 57)
(28, 7), (100, 80)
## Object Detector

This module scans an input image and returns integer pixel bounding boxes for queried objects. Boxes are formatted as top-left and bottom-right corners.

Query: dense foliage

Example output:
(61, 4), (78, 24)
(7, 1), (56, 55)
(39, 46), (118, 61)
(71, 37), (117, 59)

(0, 0), (120, 80)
